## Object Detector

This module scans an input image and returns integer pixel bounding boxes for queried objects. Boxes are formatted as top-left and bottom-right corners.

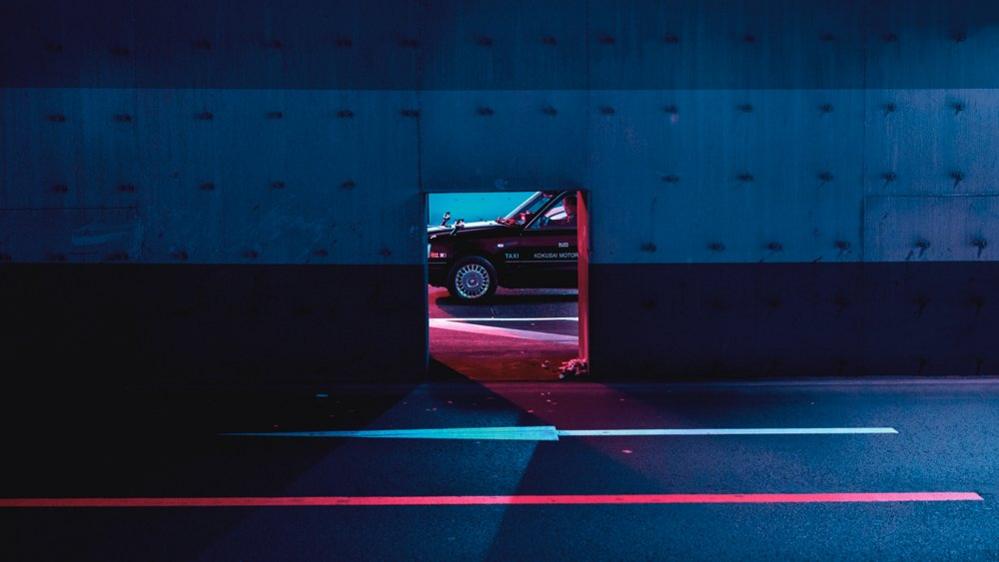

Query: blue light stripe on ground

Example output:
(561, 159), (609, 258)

(221, 426), (560, 441)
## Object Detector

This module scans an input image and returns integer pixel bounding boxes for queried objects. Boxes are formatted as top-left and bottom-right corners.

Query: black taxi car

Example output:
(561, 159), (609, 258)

(428, 191), (578, 301)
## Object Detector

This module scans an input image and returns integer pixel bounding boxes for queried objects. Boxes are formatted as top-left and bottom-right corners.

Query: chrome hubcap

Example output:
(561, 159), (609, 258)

(455, 264), (490, 299)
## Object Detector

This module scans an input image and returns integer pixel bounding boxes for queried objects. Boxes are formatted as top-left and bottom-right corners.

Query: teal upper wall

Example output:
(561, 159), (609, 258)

(2, 0), (998, 265)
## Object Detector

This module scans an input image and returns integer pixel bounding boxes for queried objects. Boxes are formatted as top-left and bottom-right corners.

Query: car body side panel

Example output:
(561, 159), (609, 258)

(427, 191), (578, 289)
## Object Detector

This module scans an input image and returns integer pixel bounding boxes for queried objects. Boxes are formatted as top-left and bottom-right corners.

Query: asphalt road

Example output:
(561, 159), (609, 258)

(429, 286), (579, 380)
(3, 379), (999, 561)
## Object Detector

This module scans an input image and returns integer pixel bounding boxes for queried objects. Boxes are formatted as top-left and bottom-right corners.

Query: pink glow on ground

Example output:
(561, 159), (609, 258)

(0, 492), (981, 508)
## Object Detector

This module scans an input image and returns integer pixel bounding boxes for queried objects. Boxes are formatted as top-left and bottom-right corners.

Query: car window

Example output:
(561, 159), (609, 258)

(498, 192), (555, 226)
(528, 194), (576, 230)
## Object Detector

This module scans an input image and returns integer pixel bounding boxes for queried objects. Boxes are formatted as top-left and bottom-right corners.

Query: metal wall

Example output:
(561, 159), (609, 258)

(3, 0), (999, 382)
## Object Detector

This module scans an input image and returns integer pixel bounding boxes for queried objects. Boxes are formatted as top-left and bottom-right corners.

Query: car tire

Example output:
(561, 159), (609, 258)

(447, 256), (498, 301)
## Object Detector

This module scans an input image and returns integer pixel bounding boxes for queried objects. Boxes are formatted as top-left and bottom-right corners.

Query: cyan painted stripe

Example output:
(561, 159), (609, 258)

(221, 426), (560, 441)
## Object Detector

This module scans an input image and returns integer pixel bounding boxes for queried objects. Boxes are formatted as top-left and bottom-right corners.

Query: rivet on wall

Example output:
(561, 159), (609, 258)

(913, 294), (930, 316)
(541, 35), (557, 46)
(663, 104), (679, 115)
(882, 102), (897, 115)
(834, 240), (851, 254)
(265, 39), (284, 49)
(170, 249), (189, 261)
(833, 293), (850, 313)
(44, 41), (63, 53)
(917, 357), (928, 374)
(475, 35), (493, 46)
(242, 249), (259, 259)
(476, 106), (494, 116)
(707, 242), (725, 252)
(195, 111), (214, 121)
(951, 30), (967, 43)
(270, 181), (286, 190)
(707, 296), (728, 311)
(971, 237), (988, 257)
(882, 32), (898, 43)
(969, 295), (985, 314)
(113, 114), (132, 123)
(949, 101), (966, 114)
(47, 114), (66, 122)
(742, 33), (756, 44)
(340, 179), (356, 190)
(104, 251), (129, 261)
(198, 181), (215, 191)
(599, 105), (615, 115)
(736, 103), (753, 113)
(597, 34), (615, 45)
(47, 253), (67, 262)
(313, 248), (329, 257)
(640, 299), (656, 311)
(737, 172), (754, 183)
(266, 111), (284, 119)
(337, 109), (354, 118)
(661, 174), (679, 184)
(399, 37), (420, 48)
(914, 238), (931, 256)
(834, 358), (848, 375)
(818, 103), (834, 114)
(400, 109), (421, 118)
(663, 33), (680, 44)
(764, 296), (781, 309)
(109, 46), (130, 56)
(541, 104), (557, 116)
(766, 241), (783, 252)
(950, 170), (965, 187)
(51, 183), (69, 193)
(818, 171), (834, 184)
(335, 37), (352, 48)
(819, 32), (836, 42)
(379, 247), (392, 257)
(640, 242), (657, 252)
(117, 183), (136, 193)
(193, 38), (212, 50)
(882, 171), (897, 184)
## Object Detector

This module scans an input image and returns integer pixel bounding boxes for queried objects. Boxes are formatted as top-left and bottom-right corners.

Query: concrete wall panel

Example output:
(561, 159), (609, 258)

(585, 89), (866, 264)
(864, 195), (998, 262)
(4, 0), (999, 382)
(865, 89), (999, 196)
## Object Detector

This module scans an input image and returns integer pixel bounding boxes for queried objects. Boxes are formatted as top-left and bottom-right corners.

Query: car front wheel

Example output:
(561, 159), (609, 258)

(447, 256), (498, 301)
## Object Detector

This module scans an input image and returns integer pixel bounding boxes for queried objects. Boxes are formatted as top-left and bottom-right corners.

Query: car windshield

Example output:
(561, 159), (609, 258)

(497, 191), (555, 226)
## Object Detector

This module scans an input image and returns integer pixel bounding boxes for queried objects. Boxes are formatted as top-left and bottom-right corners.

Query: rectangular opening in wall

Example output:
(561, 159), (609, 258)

(427, 190), (588, 380)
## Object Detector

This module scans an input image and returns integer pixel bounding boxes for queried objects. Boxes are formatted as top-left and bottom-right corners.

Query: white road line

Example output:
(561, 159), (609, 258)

(429, 318), (578, 343)
(557, 427), (898, 436)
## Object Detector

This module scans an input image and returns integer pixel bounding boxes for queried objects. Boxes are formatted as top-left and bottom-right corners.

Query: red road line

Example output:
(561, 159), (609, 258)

(0, 492), (982, 508)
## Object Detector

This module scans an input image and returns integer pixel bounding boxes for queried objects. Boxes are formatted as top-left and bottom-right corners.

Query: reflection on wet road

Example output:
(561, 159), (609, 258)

(429, 287), (579, 380)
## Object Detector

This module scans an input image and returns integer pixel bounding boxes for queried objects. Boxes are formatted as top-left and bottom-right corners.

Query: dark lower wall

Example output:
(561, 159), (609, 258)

(588, 262), (999, 378)
(0, 264), (426, 388)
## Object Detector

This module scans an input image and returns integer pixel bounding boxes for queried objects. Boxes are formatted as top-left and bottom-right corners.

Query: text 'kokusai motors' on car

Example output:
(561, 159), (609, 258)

(428, 191), (578, 301)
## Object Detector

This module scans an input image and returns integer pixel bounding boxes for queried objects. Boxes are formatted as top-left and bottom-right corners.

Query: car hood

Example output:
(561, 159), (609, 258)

(428, 220), (509, 238)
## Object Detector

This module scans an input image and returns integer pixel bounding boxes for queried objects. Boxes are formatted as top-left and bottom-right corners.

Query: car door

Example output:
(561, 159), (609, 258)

(511, 193), (578, 288)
